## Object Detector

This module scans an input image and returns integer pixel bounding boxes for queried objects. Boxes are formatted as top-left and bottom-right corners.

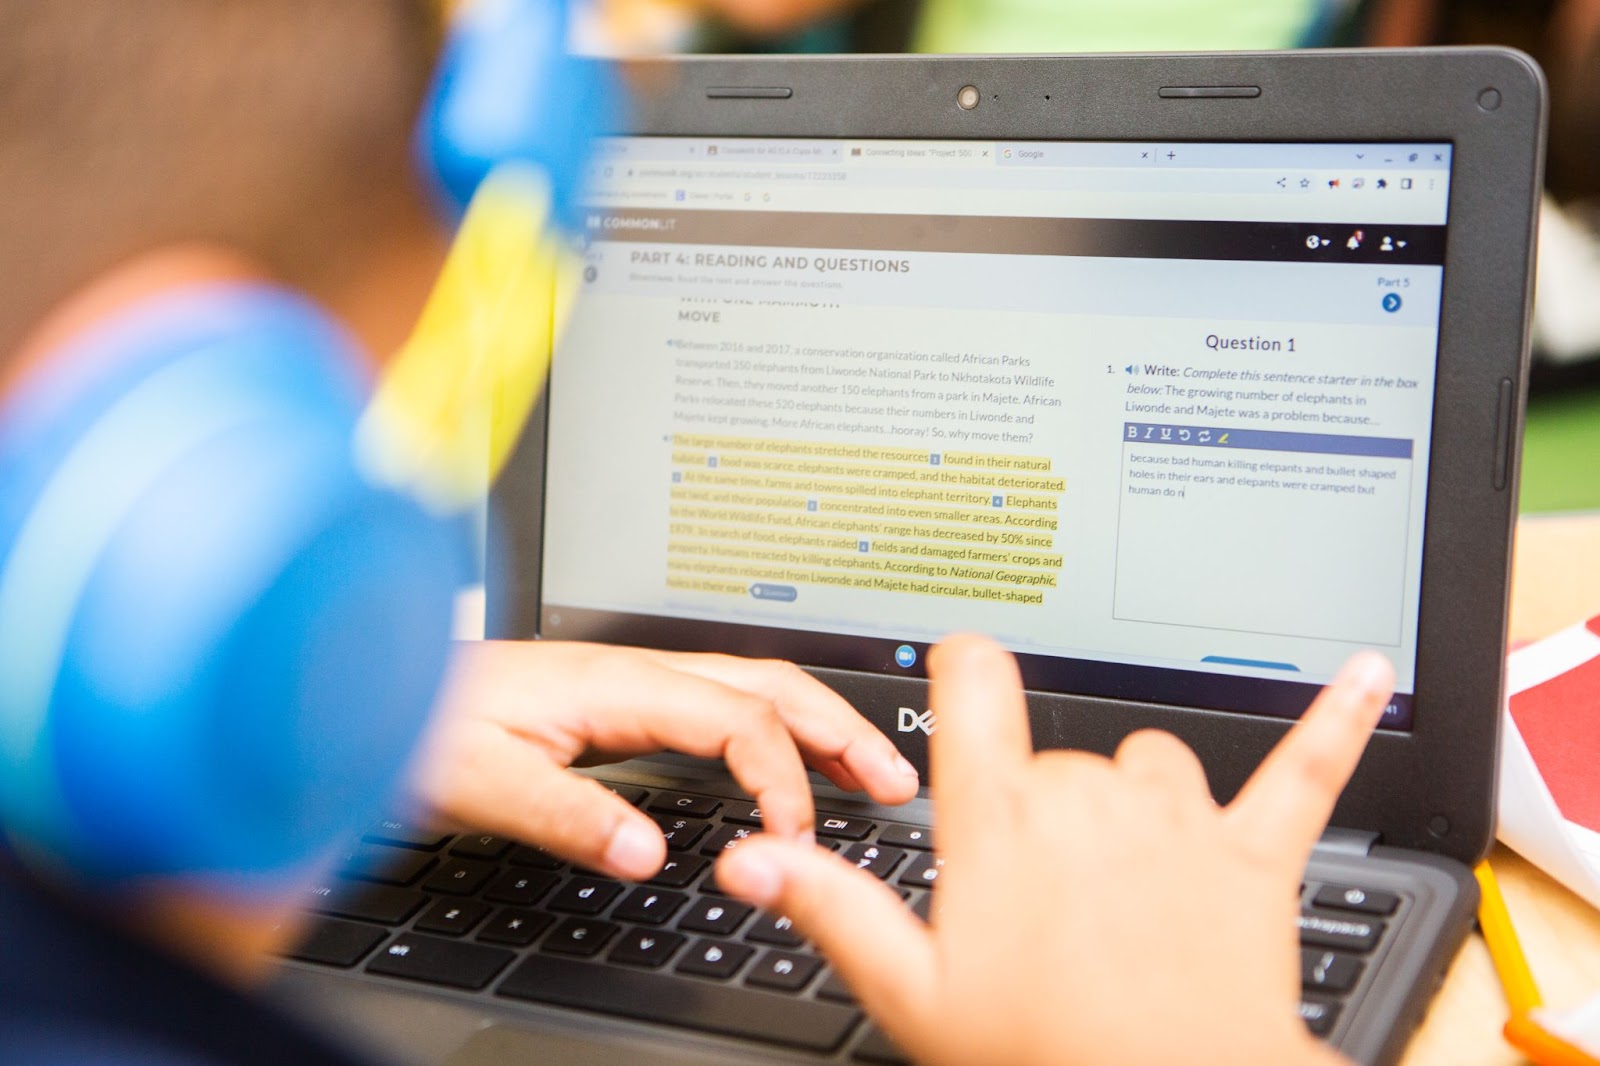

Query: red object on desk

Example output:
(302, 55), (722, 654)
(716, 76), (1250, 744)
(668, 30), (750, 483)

(1509, 615), (1600, 834)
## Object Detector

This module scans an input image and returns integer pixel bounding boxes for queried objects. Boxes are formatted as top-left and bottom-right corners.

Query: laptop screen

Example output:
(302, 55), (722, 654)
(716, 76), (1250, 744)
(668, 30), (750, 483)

(538, 137), (1453, 731)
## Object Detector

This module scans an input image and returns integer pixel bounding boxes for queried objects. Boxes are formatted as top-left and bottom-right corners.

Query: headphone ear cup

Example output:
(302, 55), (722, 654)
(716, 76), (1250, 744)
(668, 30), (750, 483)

(6, 288), (461, 884)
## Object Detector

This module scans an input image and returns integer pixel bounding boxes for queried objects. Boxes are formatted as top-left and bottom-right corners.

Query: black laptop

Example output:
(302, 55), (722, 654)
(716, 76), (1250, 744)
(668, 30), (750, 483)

(275, 48), (1545, 1066)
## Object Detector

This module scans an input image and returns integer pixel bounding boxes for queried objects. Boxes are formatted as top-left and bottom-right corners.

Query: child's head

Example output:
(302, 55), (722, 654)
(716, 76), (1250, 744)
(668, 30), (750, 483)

(0, 1), (448, 365)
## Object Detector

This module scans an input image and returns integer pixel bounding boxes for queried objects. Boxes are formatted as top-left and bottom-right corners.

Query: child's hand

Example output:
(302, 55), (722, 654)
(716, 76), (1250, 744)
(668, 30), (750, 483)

(716, 633), (1392, 1066)
(409, 640), (920, 880)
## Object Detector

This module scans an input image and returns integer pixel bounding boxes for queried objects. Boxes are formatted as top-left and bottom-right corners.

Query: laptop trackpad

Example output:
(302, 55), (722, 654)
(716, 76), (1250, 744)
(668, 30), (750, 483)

(449, 1024), (739, 1066)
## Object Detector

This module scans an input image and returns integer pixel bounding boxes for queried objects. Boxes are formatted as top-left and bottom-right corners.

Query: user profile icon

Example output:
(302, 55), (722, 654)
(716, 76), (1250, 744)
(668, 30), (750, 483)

(894, 645), (917, 669)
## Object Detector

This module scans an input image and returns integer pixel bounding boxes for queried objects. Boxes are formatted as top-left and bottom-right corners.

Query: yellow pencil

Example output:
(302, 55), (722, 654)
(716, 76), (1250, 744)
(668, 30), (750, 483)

(1475, 859), (1543, 1016)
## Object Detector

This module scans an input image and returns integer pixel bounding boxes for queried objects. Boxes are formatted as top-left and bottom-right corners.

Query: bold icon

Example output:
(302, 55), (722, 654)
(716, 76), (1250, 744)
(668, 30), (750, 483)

(774, 959), (795, 975)
(898, 707), (937, 734)
(388, 944), (411, 956)
(1127, 424), (1139, 439)
(1382, 293), (1403, 313)
(1380, 235), (1394, 252)
(1346, 229), (1364, 250)
(707, 906), (725, 921)
(705, 946), (724, 962)
(895, 645), (917, 668)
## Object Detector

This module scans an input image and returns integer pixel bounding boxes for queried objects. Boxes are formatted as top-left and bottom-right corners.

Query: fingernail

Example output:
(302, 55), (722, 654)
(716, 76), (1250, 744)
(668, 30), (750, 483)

(1337, 652), (1394, 700)
(603, 819), (661, 878)
(893, 753), (919, 780)
(724, 848), (783, 906)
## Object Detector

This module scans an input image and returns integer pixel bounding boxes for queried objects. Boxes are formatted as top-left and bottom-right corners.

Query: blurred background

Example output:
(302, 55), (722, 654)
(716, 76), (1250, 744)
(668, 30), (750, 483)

(594, 0), (1600, 514)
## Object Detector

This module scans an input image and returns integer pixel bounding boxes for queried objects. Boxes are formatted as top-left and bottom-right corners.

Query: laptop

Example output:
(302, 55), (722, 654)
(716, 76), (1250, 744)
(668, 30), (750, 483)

(273, 48), (1546, 1066)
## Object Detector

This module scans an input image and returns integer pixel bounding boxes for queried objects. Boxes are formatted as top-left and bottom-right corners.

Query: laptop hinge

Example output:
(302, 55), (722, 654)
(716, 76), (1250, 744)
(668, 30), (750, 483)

(1313, 827), (1380, 857)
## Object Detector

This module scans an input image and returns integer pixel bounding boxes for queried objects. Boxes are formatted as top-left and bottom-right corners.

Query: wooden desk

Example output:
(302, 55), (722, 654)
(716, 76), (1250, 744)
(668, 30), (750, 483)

(1406, 512), (1600, 1064)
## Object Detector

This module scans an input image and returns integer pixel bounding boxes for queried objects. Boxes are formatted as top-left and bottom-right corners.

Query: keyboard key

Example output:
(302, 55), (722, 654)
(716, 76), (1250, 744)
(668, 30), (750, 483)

(422, 859), (495, 897)
(1312, 884), (1399, 917)
(746, 950), (822, 993)
(815, 815), (873, 841)
(700, 824), (758, 856)
(877, 824), (934, 851)
(679, 897), (752, 936)
(283, 917), (387, 968)
(477, 907), (554, 947)
(484, 870), (559, 907)
(647, 791), (721, 818)
(450, 833), (512, 861)
(842, 843), (906, 880)
(853, 1024), (911, 1064)
(652, 815), (710, 852)
(499, 955), (860, 1053)
(306, 882), (426, 925)
(606, 784), (650, 806)
(367, 934), (514, 991)
(910, 892), (933, 923)
(507, 845), (564, 870)
(1298, 913), (1383, 954)
(1299, 999), (1341, 1037)
(648, 855), (708, 888)
(676, 938), (754, 980)
(898, 852), (944, 889)
(363, 819), (452, 851)
(414, 899), (490, 937)
(339, 843), (436, 886)
(543, 918), (619, 957)
(723, 803), (764, 826)
(1301, 949), (1363, 994)
(609, 929), (686, 968)
(548, 876), (623, 915)
(613, 887), (687, 925)
(746, 912), (805, 948)
(816, 968), (857, 1004)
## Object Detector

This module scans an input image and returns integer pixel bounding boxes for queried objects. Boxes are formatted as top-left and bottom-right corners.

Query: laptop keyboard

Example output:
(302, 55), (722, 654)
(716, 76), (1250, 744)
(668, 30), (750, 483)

(285, 781), (1401, 1061)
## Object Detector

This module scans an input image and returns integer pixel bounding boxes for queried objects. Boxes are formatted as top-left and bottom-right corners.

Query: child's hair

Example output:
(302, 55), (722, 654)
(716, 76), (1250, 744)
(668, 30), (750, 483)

(0, 1), (444, 360)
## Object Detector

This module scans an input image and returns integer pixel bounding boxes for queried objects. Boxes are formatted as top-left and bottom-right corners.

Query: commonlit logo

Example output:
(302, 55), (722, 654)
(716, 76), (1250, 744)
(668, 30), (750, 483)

(897, 707), (937, 735)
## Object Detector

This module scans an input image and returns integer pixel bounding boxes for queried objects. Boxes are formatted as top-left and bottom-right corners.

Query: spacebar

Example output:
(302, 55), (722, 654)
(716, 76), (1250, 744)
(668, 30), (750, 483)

(497, 956), (862, 1053)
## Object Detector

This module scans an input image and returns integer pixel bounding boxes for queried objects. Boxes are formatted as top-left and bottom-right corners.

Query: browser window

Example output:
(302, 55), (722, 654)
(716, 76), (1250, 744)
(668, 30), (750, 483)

(539, 136), (1453, 729)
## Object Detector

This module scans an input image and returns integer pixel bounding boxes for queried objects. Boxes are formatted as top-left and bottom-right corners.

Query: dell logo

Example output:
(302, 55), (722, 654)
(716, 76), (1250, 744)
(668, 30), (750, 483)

(897, 707), (937, 735)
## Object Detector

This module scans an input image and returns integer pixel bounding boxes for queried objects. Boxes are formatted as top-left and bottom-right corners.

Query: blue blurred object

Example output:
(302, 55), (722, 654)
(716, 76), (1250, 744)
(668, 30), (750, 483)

(0, 285), (462, 887)
(417, 0), (619, 233)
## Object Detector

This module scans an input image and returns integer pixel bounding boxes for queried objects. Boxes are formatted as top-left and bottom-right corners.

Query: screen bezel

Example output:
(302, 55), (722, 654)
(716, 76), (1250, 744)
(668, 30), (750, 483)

(490, 49), (1545, 865)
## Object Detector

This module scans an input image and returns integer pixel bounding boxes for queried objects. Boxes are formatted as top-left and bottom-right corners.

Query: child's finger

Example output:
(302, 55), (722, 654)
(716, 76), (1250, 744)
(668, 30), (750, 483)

(717, 837), (938, 1050)
(1226, 651), (1395, 866)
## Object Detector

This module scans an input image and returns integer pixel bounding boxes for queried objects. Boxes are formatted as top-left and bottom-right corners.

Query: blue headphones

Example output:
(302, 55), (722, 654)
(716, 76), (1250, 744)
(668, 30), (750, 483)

(0, 0), (612, 888)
